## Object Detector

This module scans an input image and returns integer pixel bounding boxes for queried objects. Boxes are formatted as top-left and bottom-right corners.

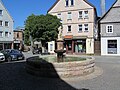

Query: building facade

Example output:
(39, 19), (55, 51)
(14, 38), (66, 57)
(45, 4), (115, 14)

(0, 1), (14, 50)
(13, 29), (24, 50)
(100, 0), (120, 56)
(48, 0), (97, 54)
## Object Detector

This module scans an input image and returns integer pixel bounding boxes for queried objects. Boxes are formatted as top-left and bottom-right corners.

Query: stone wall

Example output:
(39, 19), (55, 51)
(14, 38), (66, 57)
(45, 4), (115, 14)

(26, 56), (95, 78)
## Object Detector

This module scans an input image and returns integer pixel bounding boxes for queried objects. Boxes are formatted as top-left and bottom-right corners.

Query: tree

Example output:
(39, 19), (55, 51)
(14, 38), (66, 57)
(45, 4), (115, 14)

(24, 14), (61, 46)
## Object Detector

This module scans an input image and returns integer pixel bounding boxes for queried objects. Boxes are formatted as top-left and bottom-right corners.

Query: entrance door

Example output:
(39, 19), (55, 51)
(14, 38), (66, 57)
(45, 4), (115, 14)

(66, 40), (72, 53)
(14, 43), (20, 50)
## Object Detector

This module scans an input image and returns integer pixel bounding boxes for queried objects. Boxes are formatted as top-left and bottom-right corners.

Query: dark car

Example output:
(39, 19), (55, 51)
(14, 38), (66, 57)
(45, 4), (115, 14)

(32, 47), (42, 54)
(0, 49), (25, 62)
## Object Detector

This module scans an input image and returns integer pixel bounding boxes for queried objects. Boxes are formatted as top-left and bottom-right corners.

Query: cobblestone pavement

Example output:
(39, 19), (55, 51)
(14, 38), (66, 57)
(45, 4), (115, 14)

(66, 56), (120, 90)
(0, 53), (120, 90)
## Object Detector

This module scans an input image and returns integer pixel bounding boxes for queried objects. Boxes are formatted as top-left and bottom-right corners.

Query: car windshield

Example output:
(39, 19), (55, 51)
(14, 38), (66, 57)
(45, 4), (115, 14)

(11, 50), (21, 53)
(0, 50), (10, 54)
(0, 49), (21, 54)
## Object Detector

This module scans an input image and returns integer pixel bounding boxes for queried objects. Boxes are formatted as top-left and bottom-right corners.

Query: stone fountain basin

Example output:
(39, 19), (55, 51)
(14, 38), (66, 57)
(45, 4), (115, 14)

(26, 56), (95, 78)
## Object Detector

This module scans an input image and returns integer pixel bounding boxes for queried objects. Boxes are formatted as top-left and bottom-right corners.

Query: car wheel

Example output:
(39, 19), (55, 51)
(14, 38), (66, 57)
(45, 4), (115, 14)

(7, 56), (12, 62)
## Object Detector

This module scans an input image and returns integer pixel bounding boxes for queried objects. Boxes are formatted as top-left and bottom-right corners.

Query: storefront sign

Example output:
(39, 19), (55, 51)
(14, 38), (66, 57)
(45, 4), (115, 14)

(14, 41), (20, 43)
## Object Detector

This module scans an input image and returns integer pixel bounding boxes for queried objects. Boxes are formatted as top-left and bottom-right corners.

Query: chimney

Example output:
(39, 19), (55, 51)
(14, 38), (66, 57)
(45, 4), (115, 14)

(101, 0), (106, 16)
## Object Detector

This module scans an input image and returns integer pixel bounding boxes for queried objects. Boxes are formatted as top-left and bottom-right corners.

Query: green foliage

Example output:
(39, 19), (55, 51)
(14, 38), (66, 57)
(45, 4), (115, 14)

(24, 14), (61, 45)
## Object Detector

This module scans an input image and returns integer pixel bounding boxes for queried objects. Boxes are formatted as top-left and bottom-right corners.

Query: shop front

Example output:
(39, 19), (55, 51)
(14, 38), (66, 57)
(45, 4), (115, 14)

(0, 42), (13, 50)
(101, 37), (120, 56)
(64, 35), (87, 54)
(64, 39), (86, 54)
(74, 39), (86, 53)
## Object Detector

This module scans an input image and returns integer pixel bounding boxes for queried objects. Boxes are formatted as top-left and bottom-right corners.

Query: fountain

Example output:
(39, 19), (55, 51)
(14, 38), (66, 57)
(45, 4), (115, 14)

(26, 40), (95, 78)
(54, 39), (66, 62)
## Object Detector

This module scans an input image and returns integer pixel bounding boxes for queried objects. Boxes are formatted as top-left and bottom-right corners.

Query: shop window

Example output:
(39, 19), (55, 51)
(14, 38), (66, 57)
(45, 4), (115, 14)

(75, 40), (86, 53)
(108, 40), (117, 54)
(0, 43), (3, 50)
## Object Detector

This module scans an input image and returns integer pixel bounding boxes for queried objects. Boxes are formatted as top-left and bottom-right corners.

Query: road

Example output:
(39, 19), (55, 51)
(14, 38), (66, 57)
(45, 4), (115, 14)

(0, 52), (120, 90)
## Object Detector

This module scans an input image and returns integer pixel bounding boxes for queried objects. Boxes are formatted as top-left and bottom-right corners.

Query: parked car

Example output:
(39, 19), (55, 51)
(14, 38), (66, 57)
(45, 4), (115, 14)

(0, 49), (25, 62)
(0, 52), (5, 62)
(32, 47), (42, 54)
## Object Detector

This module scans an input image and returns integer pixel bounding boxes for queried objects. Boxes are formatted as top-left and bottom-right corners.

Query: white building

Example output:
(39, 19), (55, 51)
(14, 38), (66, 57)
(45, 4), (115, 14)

(0, 0), (14, 50)
(48, 0), (97, 54)
(100, 0), (120, 56)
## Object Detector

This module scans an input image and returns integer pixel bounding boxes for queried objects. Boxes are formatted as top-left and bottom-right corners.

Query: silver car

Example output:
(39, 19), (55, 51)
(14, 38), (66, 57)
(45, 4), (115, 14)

(0, 52), (5, 62)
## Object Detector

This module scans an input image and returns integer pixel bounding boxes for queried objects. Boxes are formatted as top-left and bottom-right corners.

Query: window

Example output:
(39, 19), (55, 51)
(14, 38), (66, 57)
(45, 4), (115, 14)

(108, 40), (117, 54)
(50, 44), (53, 51)
(84, 24), (88, 32)
(5, 21), (9, 27)
(68, 25), (71, 32)
(66, 0), (69, 6)
(0, 31), (3, 37)
(17, 33), (19, 38)
(0, 20), (3, 26)
(5, 32), (9, 37)
(67, 12), (72, 20)
(79, 11), (83, 19)
(84, 11), (88, 19)
(71, 0), (74, 6)
(106, 25), (113, 33)
(57, 13), (62, 21)
(0, 10), (3, 15)
(78, 25), (82, 32)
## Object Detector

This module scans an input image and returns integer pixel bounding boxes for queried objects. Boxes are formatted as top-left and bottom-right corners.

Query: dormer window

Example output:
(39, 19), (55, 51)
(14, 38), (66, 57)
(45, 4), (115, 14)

(71, 0), (74, 6)
(66, 0), (69, 6)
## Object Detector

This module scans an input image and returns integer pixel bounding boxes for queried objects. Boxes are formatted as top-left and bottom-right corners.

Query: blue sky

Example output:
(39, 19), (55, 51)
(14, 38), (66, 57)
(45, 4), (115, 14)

(2, 0), (115, 29)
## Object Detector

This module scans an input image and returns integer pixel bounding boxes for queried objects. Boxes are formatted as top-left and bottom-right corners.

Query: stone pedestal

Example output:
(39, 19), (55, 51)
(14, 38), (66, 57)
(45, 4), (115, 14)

(57, 39), (64, 50)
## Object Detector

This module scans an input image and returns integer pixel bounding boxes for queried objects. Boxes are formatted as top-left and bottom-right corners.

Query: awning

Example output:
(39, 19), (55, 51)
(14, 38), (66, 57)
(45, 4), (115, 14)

(64, 35), (73, 40)
(73, 36), (87, 39)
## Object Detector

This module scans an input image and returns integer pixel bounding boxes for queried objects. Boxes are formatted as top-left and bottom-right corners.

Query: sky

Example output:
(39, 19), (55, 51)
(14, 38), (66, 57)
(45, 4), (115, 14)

(1, 0), (115, 29)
